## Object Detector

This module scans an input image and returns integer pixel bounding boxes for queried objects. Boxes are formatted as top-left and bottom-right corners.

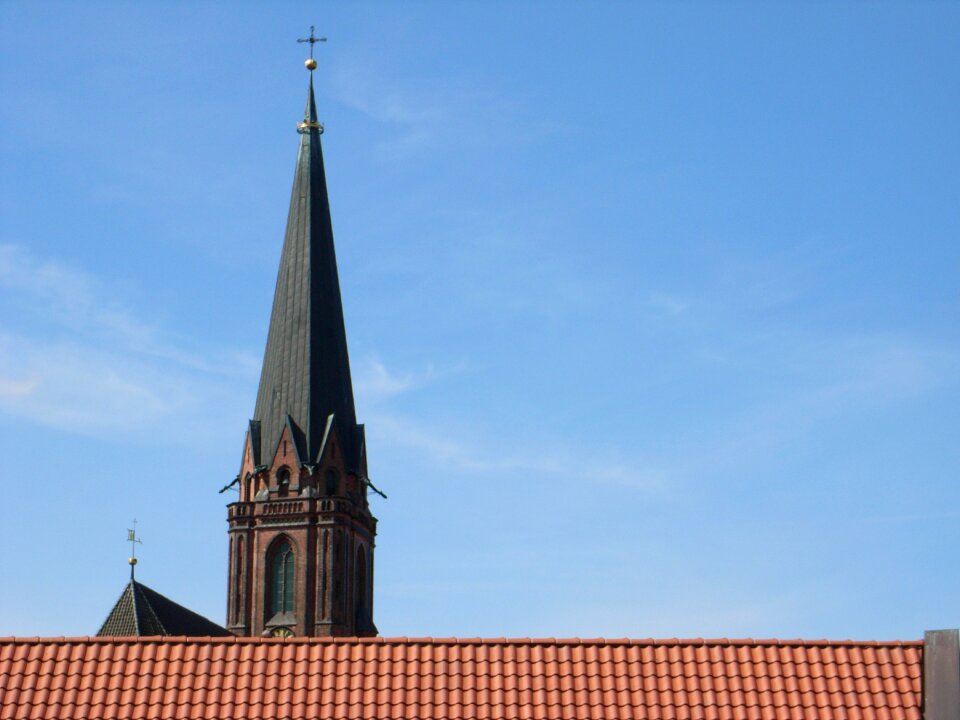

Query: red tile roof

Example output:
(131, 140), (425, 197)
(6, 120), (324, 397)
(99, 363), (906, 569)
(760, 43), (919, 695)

(0, 636), (922, 720)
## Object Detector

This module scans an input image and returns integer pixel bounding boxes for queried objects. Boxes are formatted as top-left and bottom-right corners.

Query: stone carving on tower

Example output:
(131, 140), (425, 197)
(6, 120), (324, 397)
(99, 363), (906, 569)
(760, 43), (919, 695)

(225, 42), (378, 638)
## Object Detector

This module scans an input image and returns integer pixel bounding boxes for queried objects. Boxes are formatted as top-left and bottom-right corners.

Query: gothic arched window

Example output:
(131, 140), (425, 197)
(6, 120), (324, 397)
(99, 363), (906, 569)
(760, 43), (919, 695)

(269, 540), (295, 615)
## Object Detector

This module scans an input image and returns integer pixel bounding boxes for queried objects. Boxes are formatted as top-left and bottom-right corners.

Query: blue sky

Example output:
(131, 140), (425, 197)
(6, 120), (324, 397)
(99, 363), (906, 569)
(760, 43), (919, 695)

(1, 2), (957, 640)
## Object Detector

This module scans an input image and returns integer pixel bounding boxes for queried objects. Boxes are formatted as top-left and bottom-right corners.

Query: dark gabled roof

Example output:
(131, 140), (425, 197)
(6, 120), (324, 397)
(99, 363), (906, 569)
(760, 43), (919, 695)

(252, 74), (360, 471)
(97, 580), (231, 637)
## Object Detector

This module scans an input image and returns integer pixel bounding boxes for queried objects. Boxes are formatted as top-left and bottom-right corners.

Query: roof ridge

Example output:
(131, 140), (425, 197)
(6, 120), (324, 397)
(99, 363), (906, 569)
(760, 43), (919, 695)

(131, 580), (167, 635)
(0, 635), (926, 647)
(130, 580), (141, 635)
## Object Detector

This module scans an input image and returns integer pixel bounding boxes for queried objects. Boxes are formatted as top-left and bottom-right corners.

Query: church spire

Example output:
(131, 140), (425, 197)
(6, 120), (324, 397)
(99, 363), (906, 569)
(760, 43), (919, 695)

(251, 66), (359, 471)
(227, 44), (378, 639)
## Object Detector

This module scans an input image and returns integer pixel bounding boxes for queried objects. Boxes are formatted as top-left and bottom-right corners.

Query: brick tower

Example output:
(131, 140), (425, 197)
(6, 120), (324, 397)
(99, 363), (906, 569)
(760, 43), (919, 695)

(225, 63), (378, 638)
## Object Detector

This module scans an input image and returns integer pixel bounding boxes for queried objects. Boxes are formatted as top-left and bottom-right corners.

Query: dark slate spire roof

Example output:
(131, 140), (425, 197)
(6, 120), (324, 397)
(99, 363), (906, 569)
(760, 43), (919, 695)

(97, 580), (231, 637)
(252, 74), (360, 470)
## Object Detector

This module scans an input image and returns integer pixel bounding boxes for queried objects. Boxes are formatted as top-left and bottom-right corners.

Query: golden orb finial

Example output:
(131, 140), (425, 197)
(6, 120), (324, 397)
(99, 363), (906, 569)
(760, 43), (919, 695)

(305, 58), (318, 71)
(128, 557), (138, 566)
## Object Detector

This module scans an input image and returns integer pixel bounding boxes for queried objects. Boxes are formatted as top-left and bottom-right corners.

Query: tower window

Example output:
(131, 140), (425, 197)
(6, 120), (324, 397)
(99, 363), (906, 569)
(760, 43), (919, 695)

(234, 537), (244, 624)
(269, 540), (295, 615)
(357, 545), (367, 609)
(277, 467), (290, 497)
(325, 469), (337, 496)
(355, 544), (370, 632)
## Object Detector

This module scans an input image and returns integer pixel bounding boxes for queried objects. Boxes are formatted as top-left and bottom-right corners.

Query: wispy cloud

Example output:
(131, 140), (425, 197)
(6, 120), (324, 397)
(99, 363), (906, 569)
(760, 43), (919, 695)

(328, 59), (465, 154)
(366, 406), (669, 496)
(372, 413), (562, 476)
(807, 334), (953, 406)
(671, 329), (960, 488)
(356, 306), (958, 502)
(0, 374), (40, 398)
(0, 244), (258, 377)
(349, 351), (672, 494)
(329, 58), (562, 157)
(354, 356), (430, 405)
(0, 244), (255, 446)
(364, 325), (956, 506)
(0, 333), (250, 443)
(648, 291), (689, 316)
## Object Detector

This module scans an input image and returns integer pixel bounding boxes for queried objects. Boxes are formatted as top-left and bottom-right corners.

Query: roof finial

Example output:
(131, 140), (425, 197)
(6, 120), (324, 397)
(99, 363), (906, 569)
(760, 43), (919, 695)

(298, 25), (326, 71)
(296, 26), (326, 134)
(127, 520), (143, 580)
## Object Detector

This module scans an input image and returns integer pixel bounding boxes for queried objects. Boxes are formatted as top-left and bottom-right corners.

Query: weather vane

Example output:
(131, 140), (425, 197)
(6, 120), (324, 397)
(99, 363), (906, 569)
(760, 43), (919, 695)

(298, 25), (326, 70)
(127, 520), (143, 579)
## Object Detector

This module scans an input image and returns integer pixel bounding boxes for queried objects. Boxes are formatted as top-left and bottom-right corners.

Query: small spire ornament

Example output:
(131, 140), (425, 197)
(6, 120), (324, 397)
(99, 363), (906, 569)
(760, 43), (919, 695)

(127, 520), (143, 580)
(296, 25), (326, 135)
(298, 25), (326, 71)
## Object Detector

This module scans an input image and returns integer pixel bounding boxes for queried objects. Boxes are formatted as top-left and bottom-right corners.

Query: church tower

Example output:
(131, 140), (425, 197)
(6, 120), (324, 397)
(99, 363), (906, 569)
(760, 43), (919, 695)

(226, 53), (378, 638)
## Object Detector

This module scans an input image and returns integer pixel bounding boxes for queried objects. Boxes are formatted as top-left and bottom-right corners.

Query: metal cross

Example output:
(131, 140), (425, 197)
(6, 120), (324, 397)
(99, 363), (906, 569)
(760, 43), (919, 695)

(297, 26), (327, 59)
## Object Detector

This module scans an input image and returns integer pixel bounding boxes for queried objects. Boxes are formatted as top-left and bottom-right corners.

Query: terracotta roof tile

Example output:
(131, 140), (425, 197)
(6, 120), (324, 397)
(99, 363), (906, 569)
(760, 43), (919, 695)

(0, 636), (922, 720)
